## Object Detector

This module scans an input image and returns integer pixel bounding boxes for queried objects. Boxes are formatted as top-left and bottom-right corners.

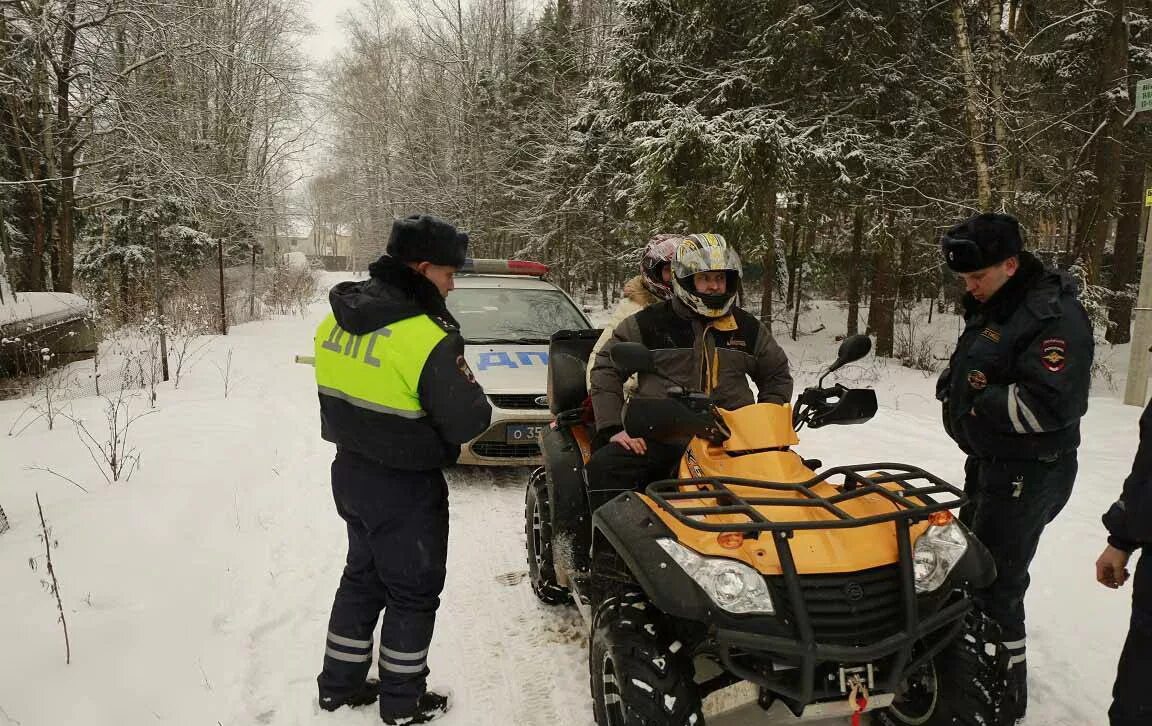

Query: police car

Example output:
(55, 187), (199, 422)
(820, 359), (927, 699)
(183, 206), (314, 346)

(450, 259), (593, 465)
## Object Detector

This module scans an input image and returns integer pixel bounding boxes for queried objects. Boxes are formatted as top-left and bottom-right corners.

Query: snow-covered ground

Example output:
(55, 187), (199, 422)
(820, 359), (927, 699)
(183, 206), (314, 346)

(0, 278), (1139, 726)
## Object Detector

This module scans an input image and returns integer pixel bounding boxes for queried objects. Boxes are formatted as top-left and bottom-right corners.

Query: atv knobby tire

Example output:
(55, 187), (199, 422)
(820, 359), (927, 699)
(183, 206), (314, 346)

(525, 467), (572, 605)
(876, 610), (1009, 726)
(590, 592), (703, 726)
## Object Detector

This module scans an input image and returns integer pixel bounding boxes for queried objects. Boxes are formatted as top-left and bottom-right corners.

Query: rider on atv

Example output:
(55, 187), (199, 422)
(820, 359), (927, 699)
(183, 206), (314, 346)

(585, 233), (794, 510)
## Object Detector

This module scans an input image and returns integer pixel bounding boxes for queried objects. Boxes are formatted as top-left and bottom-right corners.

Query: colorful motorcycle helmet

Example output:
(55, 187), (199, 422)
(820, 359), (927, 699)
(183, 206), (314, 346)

(640, 234), (683, 300)
(671, 233), (742, 318)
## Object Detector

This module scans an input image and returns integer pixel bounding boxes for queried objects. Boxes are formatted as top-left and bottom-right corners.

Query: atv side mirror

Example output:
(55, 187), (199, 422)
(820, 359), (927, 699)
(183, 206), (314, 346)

(610, 342), (657, 376)
(819, 334), (872, 388)
(831, 335), (872, 372)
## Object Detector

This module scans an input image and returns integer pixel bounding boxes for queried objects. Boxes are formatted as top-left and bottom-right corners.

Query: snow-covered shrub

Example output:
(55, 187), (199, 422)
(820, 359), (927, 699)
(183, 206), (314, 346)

(163, 293), (214, 389)
(894, 304), (942, 375)
(71, 389), (152, 484)
(1068, 263), (1119, 386)
(263, 259), (319, 316)
(76, 198), (217, 323)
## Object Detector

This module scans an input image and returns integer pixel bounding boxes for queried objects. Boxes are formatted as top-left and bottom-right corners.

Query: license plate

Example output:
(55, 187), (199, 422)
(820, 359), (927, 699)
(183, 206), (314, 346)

(506, 424), (544, 444)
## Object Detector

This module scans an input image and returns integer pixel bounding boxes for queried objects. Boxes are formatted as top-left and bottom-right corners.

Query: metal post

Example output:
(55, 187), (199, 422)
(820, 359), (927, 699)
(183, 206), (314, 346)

(218, 239), (228, 336)
(153, 224), (169, 381)
(1125, 194), (1152, 406)
(249, 244), (257, 319)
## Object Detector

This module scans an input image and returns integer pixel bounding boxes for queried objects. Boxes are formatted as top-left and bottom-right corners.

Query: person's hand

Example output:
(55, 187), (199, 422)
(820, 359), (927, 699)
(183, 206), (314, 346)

(1096, 545), (1131, 589)
(610, 431), (647, 455)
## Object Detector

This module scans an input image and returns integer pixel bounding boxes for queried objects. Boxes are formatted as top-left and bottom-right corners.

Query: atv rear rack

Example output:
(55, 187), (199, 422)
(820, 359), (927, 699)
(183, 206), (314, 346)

(645, 463), (964, 535)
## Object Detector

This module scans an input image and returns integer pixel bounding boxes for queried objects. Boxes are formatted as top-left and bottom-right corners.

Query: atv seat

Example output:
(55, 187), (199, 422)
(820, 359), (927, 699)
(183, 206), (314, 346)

(547, 329), (602, 417)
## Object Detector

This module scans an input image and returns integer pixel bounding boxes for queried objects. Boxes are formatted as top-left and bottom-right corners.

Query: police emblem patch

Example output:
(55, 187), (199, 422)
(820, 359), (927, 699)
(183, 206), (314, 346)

(1041, 338), (1067, 373)
(967, 370), (988, 390)
(980, 327), (1002, 343)
(456, 355), (477, 384)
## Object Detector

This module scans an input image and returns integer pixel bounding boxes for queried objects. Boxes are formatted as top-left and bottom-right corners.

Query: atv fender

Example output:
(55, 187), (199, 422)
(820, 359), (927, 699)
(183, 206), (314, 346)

(591, 493), (713, 621)
(540, 424), (592, 574)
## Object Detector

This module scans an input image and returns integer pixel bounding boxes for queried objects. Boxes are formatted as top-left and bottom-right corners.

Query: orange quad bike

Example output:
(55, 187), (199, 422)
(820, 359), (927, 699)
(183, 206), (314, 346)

(526, 332), (1009, 726)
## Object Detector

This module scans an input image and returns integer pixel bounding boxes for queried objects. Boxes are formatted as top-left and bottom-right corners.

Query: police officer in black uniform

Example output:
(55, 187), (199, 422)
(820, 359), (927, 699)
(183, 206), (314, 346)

(936, 213), (1093, 723)
(1099, 397), (1152, 726)
(313, 214), (492, 725)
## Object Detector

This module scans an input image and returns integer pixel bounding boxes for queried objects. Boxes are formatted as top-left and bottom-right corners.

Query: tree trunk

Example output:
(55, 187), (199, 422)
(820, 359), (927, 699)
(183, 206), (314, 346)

(758, 184), (778, 324)
(872, 215), (897, 357)
(1108, 161), (1144, 344)
(897, 230), (916, 302)
(53, 0), (78, 292)
(1073, 0), (1128, 284)
(952, 0), (994, 209)
(791, 223), (816, 341)
(784, 195), (805, 311)
(847, 206), (865, 337)
(988, 0), (1015, 207)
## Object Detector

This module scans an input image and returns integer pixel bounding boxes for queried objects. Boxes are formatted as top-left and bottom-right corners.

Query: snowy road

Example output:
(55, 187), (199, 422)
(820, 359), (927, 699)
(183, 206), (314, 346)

(0, 286), (1136, 726)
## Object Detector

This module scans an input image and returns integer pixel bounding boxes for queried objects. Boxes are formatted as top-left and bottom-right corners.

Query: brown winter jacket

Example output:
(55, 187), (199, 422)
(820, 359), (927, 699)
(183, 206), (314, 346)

(588, 297), (793, 436)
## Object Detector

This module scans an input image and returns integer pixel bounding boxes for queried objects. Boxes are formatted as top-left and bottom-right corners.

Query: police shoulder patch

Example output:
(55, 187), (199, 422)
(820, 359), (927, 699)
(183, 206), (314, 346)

(1041, 338), (1067, 373)
(967, 370), (988, 390)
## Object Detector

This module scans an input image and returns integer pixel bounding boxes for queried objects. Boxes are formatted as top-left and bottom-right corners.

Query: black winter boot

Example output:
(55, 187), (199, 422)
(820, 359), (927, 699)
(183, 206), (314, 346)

(380, 689), (451, 725)
(1002, 661), (1027, 724)
(319, 679), (379, 712)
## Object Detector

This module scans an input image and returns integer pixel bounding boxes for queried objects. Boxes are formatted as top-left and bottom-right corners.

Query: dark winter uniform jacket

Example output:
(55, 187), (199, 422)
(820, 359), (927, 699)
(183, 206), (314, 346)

(1103, 400), (1152, 552)
(936, 251), (1093, 461)
(589, 297), (793, 435)
(314, 256), (492, 470)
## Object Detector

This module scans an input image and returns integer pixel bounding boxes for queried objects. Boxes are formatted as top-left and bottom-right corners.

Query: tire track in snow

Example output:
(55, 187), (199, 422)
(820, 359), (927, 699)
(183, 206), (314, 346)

(439, 467), (594, 726)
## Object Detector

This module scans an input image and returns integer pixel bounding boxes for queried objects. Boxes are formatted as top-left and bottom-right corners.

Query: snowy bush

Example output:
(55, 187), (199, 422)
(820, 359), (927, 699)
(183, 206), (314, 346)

(894, 302), (943, 375)
(70, 389), (153, 484)
(263, 260), (319, 316)
(1068, 263), (1119, 386)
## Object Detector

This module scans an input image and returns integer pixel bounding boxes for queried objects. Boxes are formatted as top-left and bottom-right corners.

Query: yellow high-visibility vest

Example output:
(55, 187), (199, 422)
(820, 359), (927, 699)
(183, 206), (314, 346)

(313, 313), (447, 419)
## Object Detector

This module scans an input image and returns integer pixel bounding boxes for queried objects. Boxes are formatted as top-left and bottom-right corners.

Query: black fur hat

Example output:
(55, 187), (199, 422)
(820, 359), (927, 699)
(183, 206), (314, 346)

(941, 213), (1023, 273)
(385, 214), (469, 268)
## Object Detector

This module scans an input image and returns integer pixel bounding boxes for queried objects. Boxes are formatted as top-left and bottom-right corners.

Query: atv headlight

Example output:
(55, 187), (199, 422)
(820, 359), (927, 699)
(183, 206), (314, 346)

(912, 520), (969, 593)
(656, 538), (773, 615)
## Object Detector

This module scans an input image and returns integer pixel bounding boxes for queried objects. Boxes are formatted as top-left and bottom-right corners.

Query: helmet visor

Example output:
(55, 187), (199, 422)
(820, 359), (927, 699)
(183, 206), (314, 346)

(672, 243), (743, 281)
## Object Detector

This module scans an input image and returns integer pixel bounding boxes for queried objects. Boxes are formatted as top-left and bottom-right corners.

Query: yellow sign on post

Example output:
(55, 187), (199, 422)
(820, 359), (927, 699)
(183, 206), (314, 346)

(1146, 187), (1152, 207)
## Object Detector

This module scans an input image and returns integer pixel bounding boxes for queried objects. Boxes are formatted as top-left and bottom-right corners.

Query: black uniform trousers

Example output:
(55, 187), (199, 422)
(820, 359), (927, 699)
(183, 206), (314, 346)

(959, 451), (1077, 717)
(317, 449), (449, 717)
(585, 439), (685, 511)
(1110, 551), (1152, 726)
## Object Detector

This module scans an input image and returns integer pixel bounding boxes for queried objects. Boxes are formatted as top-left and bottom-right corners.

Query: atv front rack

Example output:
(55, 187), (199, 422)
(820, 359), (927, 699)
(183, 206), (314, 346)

(645, 463), (964, 535)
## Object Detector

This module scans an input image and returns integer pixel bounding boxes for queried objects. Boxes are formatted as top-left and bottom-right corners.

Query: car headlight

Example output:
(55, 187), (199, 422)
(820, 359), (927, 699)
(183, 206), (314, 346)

(656, 538), (773, 614)
(913, 520), (969, 593)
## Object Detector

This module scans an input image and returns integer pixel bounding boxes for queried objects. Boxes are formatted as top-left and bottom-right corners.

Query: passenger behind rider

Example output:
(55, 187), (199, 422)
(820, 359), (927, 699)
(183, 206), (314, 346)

(586, 233), (684, 396)
(585, 233), (794, 510)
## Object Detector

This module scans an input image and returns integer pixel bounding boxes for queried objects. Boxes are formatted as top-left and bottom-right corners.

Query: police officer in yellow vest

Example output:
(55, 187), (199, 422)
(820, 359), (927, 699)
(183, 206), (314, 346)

(314, 214), (492, 725)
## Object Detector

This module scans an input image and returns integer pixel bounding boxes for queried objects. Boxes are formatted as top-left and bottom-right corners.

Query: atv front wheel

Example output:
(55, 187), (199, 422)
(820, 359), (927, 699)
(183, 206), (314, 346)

(877, 611), (1008, 726)
(590, 592), (703, 726)
(525, 467), (572, 605)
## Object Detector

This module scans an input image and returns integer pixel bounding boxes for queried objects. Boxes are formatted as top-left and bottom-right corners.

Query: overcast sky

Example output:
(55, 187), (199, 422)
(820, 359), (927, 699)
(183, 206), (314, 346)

(301, 0), (360, 63)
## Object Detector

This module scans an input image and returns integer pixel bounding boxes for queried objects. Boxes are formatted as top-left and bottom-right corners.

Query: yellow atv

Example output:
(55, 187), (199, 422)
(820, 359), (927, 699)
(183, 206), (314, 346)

(526, 333), (1006, 725)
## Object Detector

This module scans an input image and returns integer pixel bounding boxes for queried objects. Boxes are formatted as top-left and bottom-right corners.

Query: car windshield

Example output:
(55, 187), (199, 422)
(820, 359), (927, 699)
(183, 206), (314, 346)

(447, 287), (589, 343)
